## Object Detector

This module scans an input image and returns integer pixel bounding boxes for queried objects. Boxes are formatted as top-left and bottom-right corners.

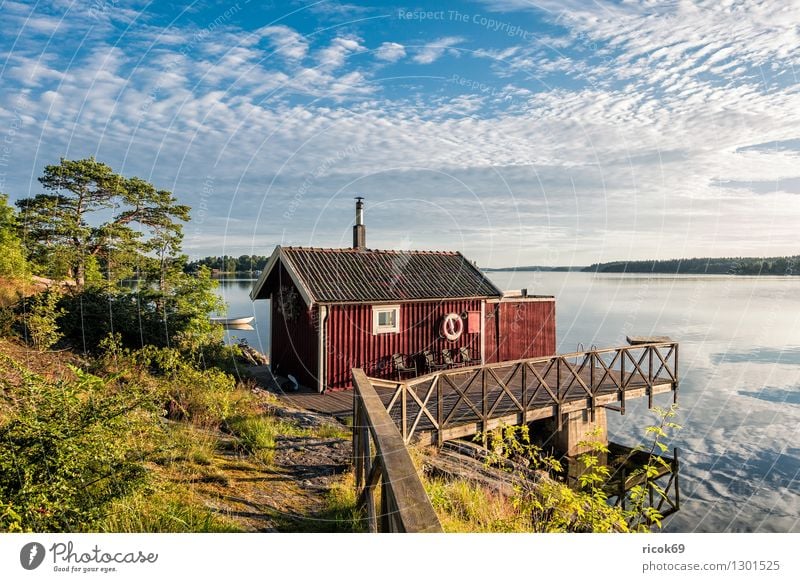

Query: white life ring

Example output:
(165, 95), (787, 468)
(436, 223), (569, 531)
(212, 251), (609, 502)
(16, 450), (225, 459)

(440, 313), (464, 341)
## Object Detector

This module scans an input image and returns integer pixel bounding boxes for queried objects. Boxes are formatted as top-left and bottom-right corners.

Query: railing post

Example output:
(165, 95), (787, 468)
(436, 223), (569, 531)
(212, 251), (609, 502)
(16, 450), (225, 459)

(361, 420), (371, 491)
(437, 375), (443, 447)
(648, 346), (654, 409)
(521, 362), (528, 425)
(354, 398), (363, 489)
(556, 357), (561, 401)
(380, 478), (390, 532)
(589, 351), (596, 422)
(673, 343), (679, 404)
(401, 381), (408, 443)
(620, 349), (626, 415)
(673, 447), (680, 510)
(481, 368), (487, 435)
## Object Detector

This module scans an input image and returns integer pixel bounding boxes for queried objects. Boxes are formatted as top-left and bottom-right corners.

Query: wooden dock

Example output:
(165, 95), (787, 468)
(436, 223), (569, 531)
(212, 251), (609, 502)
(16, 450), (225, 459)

(369, 342), (678, 445)
(279, 342), (679, 447)
(280, 389), (353, 416)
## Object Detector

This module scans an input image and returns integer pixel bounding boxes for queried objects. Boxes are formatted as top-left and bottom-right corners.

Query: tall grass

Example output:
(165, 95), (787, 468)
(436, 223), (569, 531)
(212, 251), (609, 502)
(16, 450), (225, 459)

(97, 485), (240, 533)
(424, 477), (526, 533)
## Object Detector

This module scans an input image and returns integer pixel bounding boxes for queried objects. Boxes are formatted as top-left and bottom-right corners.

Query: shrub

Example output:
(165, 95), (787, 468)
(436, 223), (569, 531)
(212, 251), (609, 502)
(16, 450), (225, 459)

(479, 423), (631, 533)
(131, 344), (247, 428)
(0, 358), (162, 531)
(0, 305), (15, 337)
(22, 288), (64, 351)
(55, 268), (225, 358)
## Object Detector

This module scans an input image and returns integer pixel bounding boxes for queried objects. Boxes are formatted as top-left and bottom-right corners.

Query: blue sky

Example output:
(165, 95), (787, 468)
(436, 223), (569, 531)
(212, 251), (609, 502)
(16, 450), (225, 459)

(1, 0), (799, 266)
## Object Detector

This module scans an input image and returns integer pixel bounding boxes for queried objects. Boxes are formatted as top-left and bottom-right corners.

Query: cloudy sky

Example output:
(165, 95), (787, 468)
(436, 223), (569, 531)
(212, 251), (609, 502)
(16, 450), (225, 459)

(1, 0), (799, 266)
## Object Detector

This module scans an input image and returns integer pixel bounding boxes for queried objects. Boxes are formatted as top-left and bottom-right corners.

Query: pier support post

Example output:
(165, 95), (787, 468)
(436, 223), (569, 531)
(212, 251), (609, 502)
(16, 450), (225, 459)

(552, 407), (608, 456)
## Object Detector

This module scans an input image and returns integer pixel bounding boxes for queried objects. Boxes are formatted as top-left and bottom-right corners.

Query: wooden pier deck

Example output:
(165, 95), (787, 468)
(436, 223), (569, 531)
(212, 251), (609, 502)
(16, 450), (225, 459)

(373, 347), (677, 445)
(281, 342), (679, 446)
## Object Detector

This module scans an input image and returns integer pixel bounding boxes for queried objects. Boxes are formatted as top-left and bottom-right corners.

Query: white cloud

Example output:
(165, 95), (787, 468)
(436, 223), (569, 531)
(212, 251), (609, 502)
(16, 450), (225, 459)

(257, 25), (309, 61)
(412, 36), (464, 64)
(375, 42), (405, 62)
(316, 36), (363, 70)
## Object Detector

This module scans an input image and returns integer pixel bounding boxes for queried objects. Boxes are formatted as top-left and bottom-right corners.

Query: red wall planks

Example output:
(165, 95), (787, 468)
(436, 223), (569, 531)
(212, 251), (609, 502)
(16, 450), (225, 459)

(267, 273), (556, 391)
(324, 299), (483, 390)
(269, 263), (319, 389)
(485, 299), (556, 363)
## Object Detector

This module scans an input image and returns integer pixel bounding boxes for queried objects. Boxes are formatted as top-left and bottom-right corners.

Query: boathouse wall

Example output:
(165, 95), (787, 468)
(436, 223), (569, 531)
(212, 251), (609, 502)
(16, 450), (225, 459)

(484, 298), (557, 363)
(324, 299), (483, 391)
(269, 263), (319, 389)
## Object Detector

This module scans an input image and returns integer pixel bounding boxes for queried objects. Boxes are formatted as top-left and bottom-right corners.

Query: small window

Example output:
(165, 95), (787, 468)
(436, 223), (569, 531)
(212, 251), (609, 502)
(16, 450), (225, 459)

(373, 305), (400, 334)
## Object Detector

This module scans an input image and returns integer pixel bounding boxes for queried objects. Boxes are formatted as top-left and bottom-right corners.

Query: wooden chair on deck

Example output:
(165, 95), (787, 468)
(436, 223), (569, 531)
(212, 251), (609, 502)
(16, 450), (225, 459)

(459, 346), (478, 367)
(422, 350), (448, 373)
(392, 353), (417, 380)
(442, 349), (460, 368)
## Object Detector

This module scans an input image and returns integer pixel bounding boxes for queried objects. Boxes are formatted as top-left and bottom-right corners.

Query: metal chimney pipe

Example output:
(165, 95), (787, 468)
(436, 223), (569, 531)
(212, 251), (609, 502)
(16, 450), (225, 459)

(353, 196), (366, 249)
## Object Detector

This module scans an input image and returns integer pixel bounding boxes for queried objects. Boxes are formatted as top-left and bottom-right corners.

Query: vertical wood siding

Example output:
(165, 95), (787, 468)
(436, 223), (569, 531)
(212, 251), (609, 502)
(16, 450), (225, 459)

(484, 299), (556, 363)
(269, 263), (319, 389)
(325, 299), (483, 391)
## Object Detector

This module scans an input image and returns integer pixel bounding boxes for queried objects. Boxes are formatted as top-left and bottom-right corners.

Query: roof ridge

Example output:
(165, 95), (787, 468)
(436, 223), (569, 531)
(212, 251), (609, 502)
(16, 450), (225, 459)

(283, 246), (461, 255)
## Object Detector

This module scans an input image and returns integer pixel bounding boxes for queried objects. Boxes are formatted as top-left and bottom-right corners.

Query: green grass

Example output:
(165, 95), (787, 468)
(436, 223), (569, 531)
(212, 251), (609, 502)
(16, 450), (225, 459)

(314, 422), (351, 440)
(226, 413), (350, 466)
(424, 476), (526, 533)
(268, 471), (365, 533)
(153, 425), (219, 467)
(96, 485), (240, 533)
(226, 414), (282, 465)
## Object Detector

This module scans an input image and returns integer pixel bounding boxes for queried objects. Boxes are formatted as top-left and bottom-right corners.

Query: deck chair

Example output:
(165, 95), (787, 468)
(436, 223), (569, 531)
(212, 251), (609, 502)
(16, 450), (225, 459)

(422, 350), (448, 373)
(442, 349), (459, 368)
(392, 353), (417, 380)
(459, 346), (478, 367)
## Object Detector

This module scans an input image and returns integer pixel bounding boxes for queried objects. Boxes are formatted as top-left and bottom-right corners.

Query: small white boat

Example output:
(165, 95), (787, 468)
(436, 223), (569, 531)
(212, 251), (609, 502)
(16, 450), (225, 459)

(210, 316), (255, 325)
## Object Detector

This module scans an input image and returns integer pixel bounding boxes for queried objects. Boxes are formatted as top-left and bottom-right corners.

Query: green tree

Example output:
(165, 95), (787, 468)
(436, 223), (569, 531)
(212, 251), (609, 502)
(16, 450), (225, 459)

(0, 193), (27, 278)
(15, 157), (189, 289)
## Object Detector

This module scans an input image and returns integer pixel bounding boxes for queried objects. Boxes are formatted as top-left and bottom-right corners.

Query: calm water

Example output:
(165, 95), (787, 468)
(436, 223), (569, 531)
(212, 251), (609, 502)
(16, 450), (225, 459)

(216, 272), (800, 533)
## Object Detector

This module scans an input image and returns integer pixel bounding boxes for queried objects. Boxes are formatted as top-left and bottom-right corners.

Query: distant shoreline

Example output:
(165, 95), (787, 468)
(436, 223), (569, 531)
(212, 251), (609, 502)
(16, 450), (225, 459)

(484, 255), (800, 276)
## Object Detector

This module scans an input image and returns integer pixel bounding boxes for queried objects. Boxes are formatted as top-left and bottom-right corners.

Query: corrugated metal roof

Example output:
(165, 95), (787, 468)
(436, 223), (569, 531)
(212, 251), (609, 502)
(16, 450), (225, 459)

(280, 247), (502, 303)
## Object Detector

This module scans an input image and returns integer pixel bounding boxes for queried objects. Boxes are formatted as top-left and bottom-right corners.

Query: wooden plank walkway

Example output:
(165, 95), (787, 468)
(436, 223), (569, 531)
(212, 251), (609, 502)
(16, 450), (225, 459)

(371, 343), (679, 445)
(280, 389), (353, 416)
(277, 343), (679, 447)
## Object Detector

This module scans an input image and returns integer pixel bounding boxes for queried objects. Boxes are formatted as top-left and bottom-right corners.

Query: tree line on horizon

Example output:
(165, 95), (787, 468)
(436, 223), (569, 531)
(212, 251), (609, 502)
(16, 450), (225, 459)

(186, 255), (270, 274)
(585, 256), (800, 275)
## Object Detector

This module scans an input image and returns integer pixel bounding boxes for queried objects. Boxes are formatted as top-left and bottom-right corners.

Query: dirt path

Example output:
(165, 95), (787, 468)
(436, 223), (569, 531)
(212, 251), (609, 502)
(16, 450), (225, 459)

(195, 392), (354, 532)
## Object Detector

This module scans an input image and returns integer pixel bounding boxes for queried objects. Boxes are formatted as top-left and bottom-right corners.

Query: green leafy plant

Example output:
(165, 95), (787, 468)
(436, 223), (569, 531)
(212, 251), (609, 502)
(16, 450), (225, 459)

(23, 288), (64, 351)
(626, 405), (682, 531)
(0, 356), (162, 531)
(474, 412), (680, 533)
(476, 423), (629, 532)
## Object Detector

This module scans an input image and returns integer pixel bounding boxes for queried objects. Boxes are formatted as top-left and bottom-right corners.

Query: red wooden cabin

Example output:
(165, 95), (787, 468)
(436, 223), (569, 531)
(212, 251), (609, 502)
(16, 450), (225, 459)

(250, 200), (556, 391)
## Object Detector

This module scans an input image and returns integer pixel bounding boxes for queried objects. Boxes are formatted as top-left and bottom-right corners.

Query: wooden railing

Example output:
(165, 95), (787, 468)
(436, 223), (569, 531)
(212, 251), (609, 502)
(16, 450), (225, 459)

(352, 368), (442, 533)
(370, 342), (679, 445)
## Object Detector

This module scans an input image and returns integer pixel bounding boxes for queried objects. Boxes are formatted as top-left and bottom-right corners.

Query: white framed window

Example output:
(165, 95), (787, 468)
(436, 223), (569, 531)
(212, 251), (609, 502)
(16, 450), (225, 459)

(372, 305), (400, 334)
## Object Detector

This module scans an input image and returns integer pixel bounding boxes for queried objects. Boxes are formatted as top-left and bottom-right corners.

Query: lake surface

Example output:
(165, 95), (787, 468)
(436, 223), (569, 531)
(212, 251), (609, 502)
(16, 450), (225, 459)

(216, 272), (800, 533)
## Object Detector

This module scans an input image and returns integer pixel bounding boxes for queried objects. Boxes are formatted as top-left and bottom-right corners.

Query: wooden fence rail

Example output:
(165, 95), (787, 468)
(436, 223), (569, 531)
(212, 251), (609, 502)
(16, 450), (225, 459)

(352, 368), (442, 533)
(369, 342), (679, 445)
